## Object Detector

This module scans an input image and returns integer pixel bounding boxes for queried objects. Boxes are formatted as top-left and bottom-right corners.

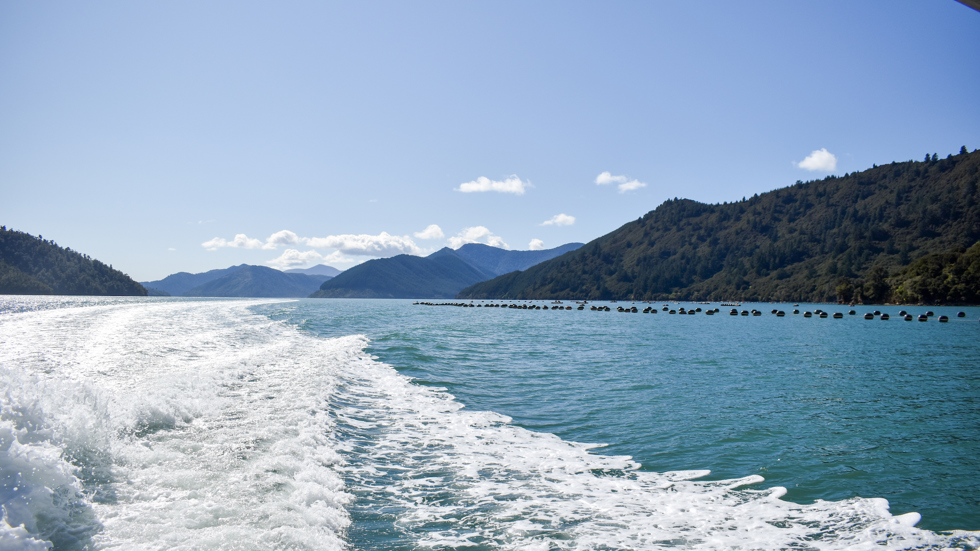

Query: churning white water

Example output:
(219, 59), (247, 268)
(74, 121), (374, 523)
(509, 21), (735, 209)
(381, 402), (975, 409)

(1, 298), (350, 550)
(1, 298), (977, 550)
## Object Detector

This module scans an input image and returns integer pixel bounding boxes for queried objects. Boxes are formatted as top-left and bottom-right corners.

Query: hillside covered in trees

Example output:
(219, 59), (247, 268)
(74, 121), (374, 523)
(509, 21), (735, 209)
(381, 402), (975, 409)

(459, 148), (980, 304)
(310, 242), (582, 299)
(0, 227), (147, 296)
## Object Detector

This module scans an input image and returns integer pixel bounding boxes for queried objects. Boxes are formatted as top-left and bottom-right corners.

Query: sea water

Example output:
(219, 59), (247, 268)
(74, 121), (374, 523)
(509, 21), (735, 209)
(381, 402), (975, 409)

(1, 297), (978, 550)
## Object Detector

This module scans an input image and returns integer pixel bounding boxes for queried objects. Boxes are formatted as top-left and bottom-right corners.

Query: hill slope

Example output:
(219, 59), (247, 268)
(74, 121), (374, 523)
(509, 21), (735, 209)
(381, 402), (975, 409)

(310, 242), (583, 299)
(434, 242), (585, 277)
(181, 265), (330, 298)
(459, 150), (980, 303)
(141, 264), (250, 296)
(310, 253), (495, 298)
(285, 264), (342, 277)
(0, 227), (146, 296)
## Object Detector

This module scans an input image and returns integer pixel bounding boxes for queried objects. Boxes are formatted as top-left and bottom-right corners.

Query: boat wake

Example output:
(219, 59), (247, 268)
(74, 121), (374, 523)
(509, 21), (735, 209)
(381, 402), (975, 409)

(0, 298), (976, 550)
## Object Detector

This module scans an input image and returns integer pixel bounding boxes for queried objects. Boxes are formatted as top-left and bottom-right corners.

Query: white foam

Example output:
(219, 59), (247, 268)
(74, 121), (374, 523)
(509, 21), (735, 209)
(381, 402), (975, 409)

(1, 299), (350, 550)
(330, 337), (980, 550)
(2, 298), (978, 550)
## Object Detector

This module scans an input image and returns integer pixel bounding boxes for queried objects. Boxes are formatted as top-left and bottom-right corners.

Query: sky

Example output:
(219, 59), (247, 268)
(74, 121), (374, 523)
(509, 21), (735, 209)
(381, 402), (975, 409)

(1, 1), (978, 282)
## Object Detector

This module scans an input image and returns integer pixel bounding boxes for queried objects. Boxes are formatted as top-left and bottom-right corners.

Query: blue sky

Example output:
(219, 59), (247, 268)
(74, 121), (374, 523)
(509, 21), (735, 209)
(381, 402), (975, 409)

(1, 1), (978, 281)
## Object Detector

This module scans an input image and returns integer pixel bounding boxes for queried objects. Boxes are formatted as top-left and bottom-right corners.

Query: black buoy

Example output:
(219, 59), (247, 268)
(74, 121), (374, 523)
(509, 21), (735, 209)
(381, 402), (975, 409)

(706, 309), (714, 315)
(819, 312), (828, 318)
(926, 311), (935, 317)
(741, 310), (749, 316)
(918, 314), (928, 321)
(957, 312), (966, 318)
(730, 309), (738, 315)
(874, 310), (881, 316)
(864, 313), (874, 319)
(881, 313), (890, 320)
(899, 310), (907, 316)
(849, 310), (856, 315)
(904, 314), (913, 321)
(669, 309), (676, 314)
(804, 311), (812, 317)
(777, 311), (785, 317)
(939, 315), (949, 322)
(793, 309), (800, 314)
(833, 312), (843, 318)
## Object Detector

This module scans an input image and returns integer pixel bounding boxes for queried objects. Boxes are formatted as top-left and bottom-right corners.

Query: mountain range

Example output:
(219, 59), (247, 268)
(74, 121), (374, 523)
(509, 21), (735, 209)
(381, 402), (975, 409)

(310, 242), (583, 298)
(142, 264), (335, 297)
(459, 149), (980, 303)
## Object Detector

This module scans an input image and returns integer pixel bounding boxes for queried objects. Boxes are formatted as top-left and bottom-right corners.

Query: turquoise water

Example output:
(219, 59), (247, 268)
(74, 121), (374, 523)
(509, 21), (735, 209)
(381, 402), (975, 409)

(257, 299), (980, 539)
(2, 296), (977, 549)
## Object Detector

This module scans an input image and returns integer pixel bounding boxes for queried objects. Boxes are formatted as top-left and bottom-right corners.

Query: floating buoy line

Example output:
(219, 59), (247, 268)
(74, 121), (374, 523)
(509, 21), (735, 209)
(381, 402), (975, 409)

(410, 301), (977, 322)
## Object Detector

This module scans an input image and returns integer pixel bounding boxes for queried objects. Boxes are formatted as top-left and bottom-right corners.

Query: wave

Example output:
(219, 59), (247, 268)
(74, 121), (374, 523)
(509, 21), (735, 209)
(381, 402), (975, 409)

(1, 299), (350, 550)
(1, 298), (976, 550)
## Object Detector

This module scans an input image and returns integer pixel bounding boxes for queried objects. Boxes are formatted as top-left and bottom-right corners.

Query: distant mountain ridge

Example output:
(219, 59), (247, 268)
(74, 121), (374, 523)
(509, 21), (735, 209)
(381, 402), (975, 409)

(181, 265), (330, 298)
(0, 227), (146, 296)
(143, 264), (333, 297)
(285, 264), (342, 277)
(311, 242), (583, 299)
(459, 149), (980, 303)
(142, 264), (250, 296)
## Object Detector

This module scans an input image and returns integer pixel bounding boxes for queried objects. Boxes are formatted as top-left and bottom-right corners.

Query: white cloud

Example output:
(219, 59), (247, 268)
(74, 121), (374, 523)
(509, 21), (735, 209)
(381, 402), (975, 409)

(541, 213), (576, 226)
(168, 248), (176, 252)
(266, 249), (323, 269)
(201, 233), (264, 251)
(414, 224), (445, 239)
(448, 226), (509, 249)
(528, 238), (545, 251)
(305, 232), (421, 257)
(797, 148), (837, 171)
(595, 171), (628, 185)
(322, 250), (356, 265)
(202, 230), (305, 251)
(617, 180), (646, 193)
(456, 175), (529, 195)
(264, 230), (301, 249)
(596, 172), (646, 193)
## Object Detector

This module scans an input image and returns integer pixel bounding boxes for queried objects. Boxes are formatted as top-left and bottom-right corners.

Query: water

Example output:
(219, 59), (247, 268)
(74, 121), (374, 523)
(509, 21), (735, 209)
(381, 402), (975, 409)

(1, 296), (978, 550)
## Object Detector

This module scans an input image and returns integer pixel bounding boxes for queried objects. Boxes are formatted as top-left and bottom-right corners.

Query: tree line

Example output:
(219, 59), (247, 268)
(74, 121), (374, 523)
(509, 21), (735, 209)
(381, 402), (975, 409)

(0, 227), (147, 296)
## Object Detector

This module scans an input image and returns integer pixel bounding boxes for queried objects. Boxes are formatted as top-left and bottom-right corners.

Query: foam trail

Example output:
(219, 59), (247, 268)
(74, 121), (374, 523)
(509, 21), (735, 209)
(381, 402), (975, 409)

(331, 344), (980, 550)
(2, 298), (978, 551)
(1, 298), (350, 550)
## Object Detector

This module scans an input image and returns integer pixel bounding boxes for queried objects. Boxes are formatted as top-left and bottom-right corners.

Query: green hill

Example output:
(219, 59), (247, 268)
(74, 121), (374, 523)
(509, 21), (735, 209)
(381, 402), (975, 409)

(310, 242), (584, 299)
(310, 253), (495, 298)
(181, 265), (330, 298)
(459, 149), (980, 303)
(0, 227), (146, 296)
(141, 264), (250, 296)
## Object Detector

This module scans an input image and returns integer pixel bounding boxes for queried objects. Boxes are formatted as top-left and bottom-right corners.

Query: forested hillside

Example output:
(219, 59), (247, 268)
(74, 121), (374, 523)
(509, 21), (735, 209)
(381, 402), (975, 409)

(181, 265), (328, 297)
(310, 253), (495, 298)
(310, 242), (583, 299)
(459, 149), (980, 303)
(0, 227), (147, 296)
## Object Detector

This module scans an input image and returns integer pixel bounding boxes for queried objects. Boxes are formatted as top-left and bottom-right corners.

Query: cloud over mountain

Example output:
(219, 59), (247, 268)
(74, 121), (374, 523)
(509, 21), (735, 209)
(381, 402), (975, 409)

(448, 226), (508, 249)
(797, 148), (837, 171)
(414, 224), (445, 239)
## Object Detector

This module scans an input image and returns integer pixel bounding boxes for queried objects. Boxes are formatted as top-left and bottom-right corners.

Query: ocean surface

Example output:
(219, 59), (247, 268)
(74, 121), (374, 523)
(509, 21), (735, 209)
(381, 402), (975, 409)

(1, 296), (978, 550)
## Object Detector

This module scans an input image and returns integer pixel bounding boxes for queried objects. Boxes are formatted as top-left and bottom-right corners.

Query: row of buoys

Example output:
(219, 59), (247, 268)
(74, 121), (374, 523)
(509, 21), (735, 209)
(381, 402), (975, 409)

(413, 302), (975, 322)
